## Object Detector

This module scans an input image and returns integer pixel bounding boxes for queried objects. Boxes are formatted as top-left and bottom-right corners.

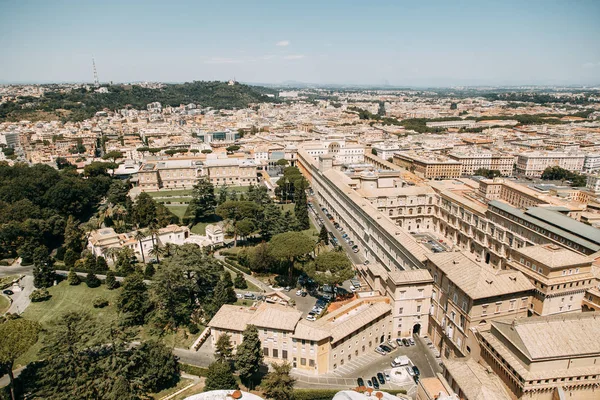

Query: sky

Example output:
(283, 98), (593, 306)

(1, 0), (600, 86)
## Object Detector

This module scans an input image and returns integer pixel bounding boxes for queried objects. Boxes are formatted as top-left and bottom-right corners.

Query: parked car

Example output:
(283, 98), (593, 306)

(363, 260), (370, 265)
(300, 291), (308, 297)
(375, 347), (387, 356)
(306, 314), (316, 322)
(395, 338), (404, 347)
(243, 293), (255, 299)
(380, 344), (392, 353)
(366, 380), (373, 388)
(236, 293), (243, 299)
(387, 339), (397, 349)
(349, 285), (357, 292)
(371, 377), (380, 389)
(377, 372), (385, 385)
(296, 289), (303, 296)
(406, 366), (415, 377)
(385, 372), (390, 382)
(412, 366), (420, 378)
(284, 286), (292, 292)
(353, 248), (360, 253)
(408, 337), (416, 346)
(357, 377), (364, 387)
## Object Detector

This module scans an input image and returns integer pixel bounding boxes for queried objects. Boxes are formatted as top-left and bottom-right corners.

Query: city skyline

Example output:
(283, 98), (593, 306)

(1, 0), (600, 86)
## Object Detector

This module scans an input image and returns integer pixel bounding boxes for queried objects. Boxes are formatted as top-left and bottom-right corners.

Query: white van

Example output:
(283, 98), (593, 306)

(391, 355), (411, 367)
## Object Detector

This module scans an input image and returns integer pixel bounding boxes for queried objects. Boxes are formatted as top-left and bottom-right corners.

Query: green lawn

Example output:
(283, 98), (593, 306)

(16, 281), (204, 366)
(17, 281), (121, 366)
(191, 222), (209, 235)
(0, 295), (10, 314)
(156, 197), (192, 203)
(165, 205), (190, 220)
(151, 378), (194, 400)
(281, 203), (319, 239)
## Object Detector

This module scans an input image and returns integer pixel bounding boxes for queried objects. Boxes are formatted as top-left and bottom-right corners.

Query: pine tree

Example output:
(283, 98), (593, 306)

(294, 180), (310, 230)
(64, 215), (84, 253)
(118, 274), (149, 326)
(83, 253), (97, 272)
(189, 178), (217, 223)
(105, 271), (118, 290)
(235, 325), (263, 388)
(215, 333), (234, 363)
(234, 272), (247, 289)
(68, 268), (80, 285)
(261, 362), (296, 400)
(144, 263), (155, 278)
(204, 362), (238, 391)
(33, 246), (55, 289)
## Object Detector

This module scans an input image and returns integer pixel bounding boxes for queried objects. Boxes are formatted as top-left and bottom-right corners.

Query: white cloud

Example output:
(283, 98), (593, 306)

(284, 54), (305, 60)
(583, 62), (600, 69)
(276, 40), (290, 47)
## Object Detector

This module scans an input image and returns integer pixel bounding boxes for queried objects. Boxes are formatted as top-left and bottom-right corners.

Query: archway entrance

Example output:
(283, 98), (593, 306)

(380, 335), (385, 343)
(412, 323), (421, 336)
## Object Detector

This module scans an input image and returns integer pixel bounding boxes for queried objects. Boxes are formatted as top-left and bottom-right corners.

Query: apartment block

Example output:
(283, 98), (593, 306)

(515, 152), (585, 177)
(448, 151), (513, 176)
(393, 153), (462, 180)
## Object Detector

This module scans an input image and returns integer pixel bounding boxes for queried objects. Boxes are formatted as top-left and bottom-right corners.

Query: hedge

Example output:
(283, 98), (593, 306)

(179, 363), (209, 377)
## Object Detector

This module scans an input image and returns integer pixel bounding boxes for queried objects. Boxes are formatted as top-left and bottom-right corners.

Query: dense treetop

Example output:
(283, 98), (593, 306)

(0, 81), (279, 122)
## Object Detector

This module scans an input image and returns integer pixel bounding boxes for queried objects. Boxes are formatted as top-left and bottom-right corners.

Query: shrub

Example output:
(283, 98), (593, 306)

(188, 324), (200, 334)
(86, 271), (101, 288)
(29, 289), (51, 302)
(93, 296), (109, 308)
(105, 271), (119, 289)
(67, 268), (80, 285)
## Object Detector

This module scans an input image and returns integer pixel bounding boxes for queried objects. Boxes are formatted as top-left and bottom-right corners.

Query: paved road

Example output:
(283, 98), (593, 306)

(0, 262), (33, 278)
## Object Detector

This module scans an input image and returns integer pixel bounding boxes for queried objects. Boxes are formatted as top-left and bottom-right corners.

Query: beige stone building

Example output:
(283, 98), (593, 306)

(393, 153), (462, 180)
(448, 151), (513, 177)
(516, 152), (585, 177)
(425, 252), (534, 359)
(208, 296), (392, 375)
(478, 312), (600, 399)
(443, 357), (512, 400)
(507, 244), (597, 316)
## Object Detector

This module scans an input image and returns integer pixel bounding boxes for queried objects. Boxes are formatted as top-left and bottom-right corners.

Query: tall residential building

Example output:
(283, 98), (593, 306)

(515, 152), (585, 177)
(448, 151), (513, 177)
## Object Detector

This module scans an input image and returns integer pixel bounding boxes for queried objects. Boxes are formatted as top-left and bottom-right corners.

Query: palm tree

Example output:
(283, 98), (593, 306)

(163, 243), (176, 258)
(149, 244), (165, 263)
(134, 229), (148, 264)
(102, 246), (118, 264)
(148, 224), (160, 250)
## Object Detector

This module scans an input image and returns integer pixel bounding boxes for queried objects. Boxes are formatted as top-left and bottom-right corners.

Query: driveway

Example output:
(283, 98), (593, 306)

(6, 275), (34, 315)
(0, 261), (33, 278)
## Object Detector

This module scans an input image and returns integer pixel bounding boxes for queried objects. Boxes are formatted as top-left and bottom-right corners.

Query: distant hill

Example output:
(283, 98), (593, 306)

(0, 81), (279, 122)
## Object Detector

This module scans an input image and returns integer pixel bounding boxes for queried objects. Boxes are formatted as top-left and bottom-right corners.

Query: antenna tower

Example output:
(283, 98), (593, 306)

(92, 57), (100, 87)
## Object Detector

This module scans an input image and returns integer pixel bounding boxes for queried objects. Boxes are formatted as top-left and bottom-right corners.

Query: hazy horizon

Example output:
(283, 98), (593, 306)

(2, 0), (600, 86)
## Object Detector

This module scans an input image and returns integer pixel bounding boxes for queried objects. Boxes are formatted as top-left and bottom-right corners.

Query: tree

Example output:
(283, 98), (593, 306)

(276, 158), (289, 166)
(248, 242), (275, 274)
(215, 333), (234, 363)
(217, 186), (229, 204)
(116, 247), (135, 275)
(33, 246), (55, 288)
(118, 274), (149, 326)
(306, 251), (354, 287)
(86, 271), (101, 288)
(149, 244), (164, 263)
(261, 362), (296, 400)
(105, 271), (118, 289)
(207, 273), (237, 318)
(450, 102), (458, 110)
(68, 268), (80, 285)
(319, 225), (329, 246)
(133, 192), (157, 228)
(235, 325), (263, 388)
(226, 145), (241, 153)
(144, 263), (156, 278)
(96, 255), (109, 272)
(269, 232), (315, 281)
(204, 362), (238, 391)
(474, 168), (502, 179)
(294, 179), (310, 230)
(64, 215), (84, 253)
(235, 218), (256, 241)
(189, 178), (217, 223)
(371, 148), (377, 155)
(234, 272), (247, 289)
(134, 230), (148, 264)
(102, 150), (123, 163)
(128, 340), (180, 393)
(55, 157), (74, 170)
(258, 203), (286, 239)
(0, 318), (40, 400)
(83, 252), (97, 272)
(216, 201), (260, 246)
